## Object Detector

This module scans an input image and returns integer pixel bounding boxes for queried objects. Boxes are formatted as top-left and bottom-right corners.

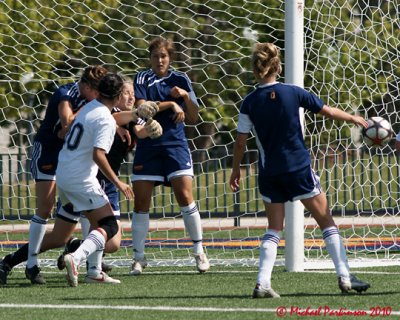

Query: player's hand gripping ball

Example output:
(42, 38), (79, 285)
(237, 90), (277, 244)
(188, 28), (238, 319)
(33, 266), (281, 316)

(136, 101), (159, 119)
(362, 116), (393, 147)
(144, 118), (163, 139)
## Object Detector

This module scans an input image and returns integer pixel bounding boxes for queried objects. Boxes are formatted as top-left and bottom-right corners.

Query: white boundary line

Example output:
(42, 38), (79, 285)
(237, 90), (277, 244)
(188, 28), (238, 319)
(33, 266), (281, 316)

(7, 268), (400, 276)
(0, 303), (399, 316)
(0, 303), (274, 313)
(8, 268), (400, 276)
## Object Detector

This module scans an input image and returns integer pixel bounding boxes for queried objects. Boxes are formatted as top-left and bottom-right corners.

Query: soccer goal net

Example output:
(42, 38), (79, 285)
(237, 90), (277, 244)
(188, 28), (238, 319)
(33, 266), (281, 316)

(0, 0), (398, 269)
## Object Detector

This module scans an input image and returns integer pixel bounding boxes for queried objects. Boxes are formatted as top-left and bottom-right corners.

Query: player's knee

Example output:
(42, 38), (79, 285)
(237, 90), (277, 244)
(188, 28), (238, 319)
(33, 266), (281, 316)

(105, 238), (120, 253)
(98, 215), (118, 240)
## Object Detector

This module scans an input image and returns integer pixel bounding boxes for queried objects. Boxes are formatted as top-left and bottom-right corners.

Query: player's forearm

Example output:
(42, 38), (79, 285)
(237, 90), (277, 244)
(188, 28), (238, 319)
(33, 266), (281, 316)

(184, 99), (199, 124)
(134, 125), (148, 139)
(232, 133), (249, 169)
(156, 101), (176, 112)
(58, 101), (74, 127)
(232, 139), (247, 170)
(93, 148), (119, 185)
(113, 111), (136, 126)
(320, 105), (353, 122)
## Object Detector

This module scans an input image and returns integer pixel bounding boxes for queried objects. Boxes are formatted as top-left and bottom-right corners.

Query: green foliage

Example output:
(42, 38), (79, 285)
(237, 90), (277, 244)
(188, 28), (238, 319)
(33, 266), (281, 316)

(0, 0), (397, 152)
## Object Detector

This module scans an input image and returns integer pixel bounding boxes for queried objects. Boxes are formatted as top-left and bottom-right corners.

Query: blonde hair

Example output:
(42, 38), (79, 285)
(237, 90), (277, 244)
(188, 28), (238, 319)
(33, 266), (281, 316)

(252, 43), (282, 80)
(121, 75), (133, 85)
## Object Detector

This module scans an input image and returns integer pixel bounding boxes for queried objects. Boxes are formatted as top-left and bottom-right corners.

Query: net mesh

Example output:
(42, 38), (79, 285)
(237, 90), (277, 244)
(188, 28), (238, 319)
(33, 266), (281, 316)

(0, 0), (399, 268)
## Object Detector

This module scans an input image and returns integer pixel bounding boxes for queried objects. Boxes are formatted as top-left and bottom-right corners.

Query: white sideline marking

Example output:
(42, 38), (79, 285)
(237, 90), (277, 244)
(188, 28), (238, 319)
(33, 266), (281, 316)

(10, 269), (400, 275)
(0, 303), (273, 313)
(0, 304), (399, 316)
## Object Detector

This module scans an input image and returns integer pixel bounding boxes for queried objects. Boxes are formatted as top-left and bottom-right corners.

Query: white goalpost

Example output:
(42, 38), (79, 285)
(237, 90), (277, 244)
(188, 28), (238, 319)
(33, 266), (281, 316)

(284, 0), (305, 272)
(0, 0), (399, 270)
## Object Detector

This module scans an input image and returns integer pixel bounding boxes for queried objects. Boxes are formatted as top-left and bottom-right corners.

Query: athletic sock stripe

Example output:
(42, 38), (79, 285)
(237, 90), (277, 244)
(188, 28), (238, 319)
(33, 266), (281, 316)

(261, 233), (280, 245)
(31, 215), (48, 224)
(86, 234), (105, 249)
(323, 228), (339, 239)
(182, 206), (198, 215)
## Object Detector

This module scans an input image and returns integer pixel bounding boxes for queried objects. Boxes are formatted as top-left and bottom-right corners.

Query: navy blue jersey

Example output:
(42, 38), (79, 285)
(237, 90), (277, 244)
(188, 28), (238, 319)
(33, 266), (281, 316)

(35, 82), (88, 149)
(134, 69), (198, 147)
(238, 82), (324, 176)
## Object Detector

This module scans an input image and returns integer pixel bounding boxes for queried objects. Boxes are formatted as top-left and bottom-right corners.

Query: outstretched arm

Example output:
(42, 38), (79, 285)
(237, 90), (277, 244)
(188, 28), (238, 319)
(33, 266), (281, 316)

(319, 105), (368, 128)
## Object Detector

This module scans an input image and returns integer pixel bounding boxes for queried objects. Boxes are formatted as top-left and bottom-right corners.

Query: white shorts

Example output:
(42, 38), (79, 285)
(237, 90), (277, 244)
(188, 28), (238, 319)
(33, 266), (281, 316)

(58, 185), (109, 212)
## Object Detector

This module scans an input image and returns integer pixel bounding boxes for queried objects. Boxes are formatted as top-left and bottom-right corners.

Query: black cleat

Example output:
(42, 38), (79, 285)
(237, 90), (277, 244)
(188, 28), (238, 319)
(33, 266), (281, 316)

(57, 237), (81, 271)
(85, 261), (113, 274)
(25, 265), (46, 285)
(57, 253), (66, 271)
(101, 261), (113, 274)
(338, 274), (370, 294)
(0, 259), (11, 285)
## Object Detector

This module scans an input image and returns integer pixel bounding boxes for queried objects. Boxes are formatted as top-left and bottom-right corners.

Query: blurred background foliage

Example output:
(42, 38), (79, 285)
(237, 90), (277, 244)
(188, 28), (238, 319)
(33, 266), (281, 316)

(0, 0), (398, 159)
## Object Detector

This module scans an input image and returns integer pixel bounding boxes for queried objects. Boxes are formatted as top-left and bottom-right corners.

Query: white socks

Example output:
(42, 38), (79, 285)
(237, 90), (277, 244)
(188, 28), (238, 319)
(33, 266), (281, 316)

(72, 229), (105, 266)
(27, 215), (48, 268)
(181, 202), (204, 255)
(322, 226), (350, 278)
(257, 229), (281, 289)
(80, 216), (91, 239)
(131, 203), (204, 260)
(87, 249), (103, 275)
(131, 211), (149, 261)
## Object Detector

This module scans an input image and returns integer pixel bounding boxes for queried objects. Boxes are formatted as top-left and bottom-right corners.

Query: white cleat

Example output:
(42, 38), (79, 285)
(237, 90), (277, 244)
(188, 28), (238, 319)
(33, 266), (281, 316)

(64, 254), (79, 287)
(128, 259), (148, 276)
(84, 271), (120, 284)
(338, 274), (370, 294)
(195, 253), (210, 273)
(252, 284), (280, 298)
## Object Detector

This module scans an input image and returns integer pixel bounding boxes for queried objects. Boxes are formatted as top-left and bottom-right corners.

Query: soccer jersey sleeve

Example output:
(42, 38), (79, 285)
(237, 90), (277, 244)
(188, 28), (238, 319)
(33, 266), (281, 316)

(297, 87), (324, 113)
(57, 86), (71, 102)
(237, 99), (253, 134)
(93, 116), (116, 154)
(182, 73), (199, 108)
(134, 72), (148, 101)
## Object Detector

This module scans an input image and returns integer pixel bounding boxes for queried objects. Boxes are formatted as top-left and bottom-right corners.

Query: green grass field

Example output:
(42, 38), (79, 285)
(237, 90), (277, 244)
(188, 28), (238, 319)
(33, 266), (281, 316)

(1, 224), (399, 320)
(0, 263), (399, 319)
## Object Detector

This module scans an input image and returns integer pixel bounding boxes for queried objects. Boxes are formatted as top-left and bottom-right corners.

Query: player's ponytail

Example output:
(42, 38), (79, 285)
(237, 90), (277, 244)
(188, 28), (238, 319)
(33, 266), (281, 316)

(80, 65), (108, 90)
(252, 43), (282, 80)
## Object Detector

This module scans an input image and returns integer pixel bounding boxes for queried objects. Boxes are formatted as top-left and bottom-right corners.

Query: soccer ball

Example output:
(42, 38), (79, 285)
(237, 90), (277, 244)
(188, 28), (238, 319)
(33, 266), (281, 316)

(362, 116), (393, 147)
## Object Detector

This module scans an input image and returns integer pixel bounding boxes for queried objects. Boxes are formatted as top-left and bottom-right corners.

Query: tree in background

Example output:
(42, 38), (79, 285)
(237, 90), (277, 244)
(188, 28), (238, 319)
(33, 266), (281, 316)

(0, 0), (397, 159)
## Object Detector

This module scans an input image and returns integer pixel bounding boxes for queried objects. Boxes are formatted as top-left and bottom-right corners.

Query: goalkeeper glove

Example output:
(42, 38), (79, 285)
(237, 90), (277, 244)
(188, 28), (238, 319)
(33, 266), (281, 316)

(136, 101), (159, 119)
(144, 118), (163, 139)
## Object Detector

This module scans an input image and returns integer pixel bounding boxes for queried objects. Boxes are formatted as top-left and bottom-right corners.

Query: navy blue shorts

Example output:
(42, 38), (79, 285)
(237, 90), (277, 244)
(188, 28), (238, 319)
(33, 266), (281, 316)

(99, 179), (120, 214)
(30, 141), (61, 181)
(258, 165), (322, 203)
(131, 144), (193, 185)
